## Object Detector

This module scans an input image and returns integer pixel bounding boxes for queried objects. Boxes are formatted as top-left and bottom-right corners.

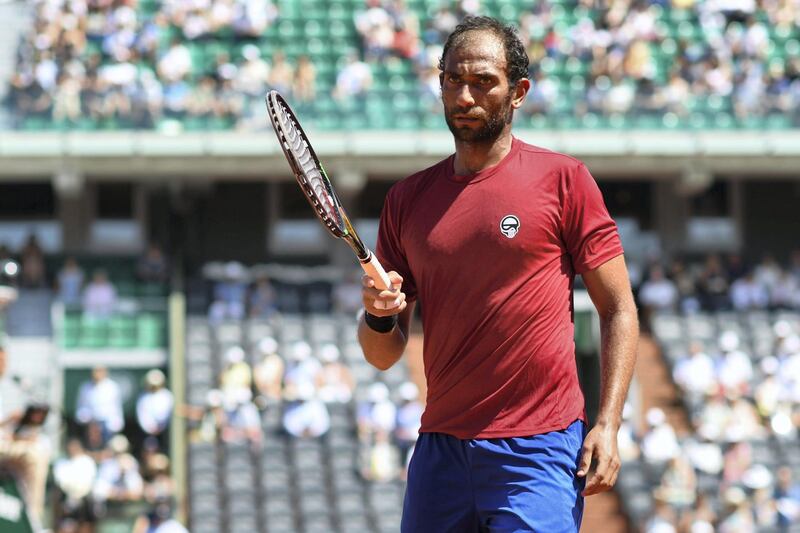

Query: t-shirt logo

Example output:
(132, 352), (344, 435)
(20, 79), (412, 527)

(500, 215), (520, 239)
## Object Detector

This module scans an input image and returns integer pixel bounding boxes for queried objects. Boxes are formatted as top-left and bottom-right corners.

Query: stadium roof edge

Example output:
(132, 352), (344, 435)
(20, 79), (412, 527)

(0, 130), (798, 179)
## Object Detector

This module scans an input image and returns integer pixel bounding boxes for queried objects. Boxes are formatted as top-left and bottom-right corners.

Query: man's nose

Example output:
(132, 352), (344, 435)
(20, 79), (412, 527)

(455, 84), (475, 107)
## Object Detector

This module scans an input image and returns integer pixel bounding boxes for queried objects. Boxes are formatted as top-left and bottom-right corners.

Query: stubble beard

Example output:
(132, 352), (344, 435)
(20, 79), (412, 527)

(444, 91), (515, 143)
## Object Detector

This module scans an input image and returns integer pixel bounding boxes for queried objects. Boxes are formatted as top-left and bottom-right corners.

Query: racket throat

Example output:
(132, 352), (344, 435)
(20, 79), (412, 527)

(345, 235), (370, 262)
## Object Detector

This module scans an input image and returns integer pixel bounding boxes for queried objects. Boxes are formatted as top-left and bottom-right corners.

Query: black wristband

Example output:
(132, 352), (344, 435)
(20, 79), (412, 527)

(364, 311), (398, 333)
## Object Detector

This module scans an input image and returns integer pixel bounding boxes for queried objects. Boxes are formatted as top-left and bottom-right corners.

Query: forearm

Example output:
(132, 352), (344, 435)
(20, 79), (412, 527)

(357, 318), (408, 371)
(595, 307), (639, 429)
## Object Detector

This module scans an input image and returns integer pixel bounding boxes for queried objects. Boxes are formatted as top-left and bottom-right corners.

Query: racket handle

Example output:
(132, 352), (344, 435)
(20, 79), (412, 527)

(361, 251), (392, 291)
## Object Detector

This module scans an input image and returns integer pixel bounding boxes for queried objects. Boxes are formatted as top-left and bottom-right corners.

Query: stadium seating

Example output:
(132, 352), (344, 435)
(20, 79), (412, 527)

(185, 307), (410, 533)
(623, 310), (800, 531)
(8, 0), (799, 131)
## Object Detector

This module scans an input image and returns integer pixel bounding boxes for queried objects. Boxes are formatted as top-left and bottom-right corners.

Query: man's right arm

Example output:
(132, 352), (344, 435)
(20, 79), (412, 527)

(358, 303), (415, 370)
(357, 271), (415, 371)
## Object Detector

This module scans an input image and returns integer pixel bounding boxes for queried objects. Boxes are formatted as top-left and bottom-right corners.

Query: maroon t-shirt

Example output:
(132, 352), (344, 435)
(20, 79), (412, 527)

(375, 137), (624, 439)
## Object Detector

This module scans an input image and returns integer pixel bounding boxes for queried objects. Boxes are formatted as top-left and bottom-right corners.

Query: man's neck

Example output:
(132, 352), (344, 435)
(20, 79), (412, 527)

(453, 131), (514, 176)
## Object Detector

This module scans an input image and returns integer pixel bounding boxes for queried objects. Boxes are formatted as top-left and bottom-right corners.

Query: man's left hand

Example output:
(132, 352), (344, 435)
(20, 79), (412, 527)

(576, 422), (620, 497)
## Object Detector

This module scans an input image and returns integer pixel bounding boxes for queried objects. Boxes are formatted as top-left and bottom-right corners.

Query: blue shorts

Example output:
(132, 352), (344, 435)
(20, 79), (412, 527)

(401, 419), (587, 533)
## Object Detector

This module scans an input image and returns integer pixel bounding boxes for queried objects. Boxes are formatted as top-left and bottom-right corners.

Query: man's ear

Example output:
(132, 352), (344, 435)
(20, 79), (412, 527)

(511, 78), (531, 109)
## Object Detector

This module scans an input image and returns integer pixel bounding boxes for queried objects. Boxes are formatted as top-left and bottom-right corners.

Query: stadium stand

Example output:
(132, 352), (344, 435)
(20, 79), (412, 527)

(184, 266), (417, 533)
(621, 251), (800, 532)
(5, 0), (800, 131)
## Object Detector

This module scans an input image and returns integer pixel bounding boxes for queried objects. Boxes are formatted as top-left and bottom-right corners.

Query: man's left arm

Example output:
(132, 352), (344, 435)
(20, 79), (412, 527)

(576, 254), (639, 496)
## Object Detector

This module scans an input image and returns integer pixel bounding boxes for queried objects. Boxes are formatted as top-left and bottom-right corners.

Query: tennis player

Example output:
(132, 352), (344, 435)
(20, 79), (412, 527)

(358, 16), (639, 533)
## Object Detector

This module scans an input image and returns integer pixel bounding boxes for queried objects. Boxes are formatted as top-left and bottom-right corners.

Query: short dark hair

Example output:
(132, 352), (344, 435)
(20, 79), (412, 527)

(438, 16), (529, 87)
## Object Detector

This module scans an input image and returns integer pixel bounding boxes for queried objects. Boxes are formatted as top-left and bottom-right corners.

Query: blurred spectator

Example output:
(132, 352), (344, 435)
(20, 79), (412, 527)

(232, 0), (277, 37)
(132, 499), (188, 533)
(253, 337), (284, 403)
(220, 345), (252, 394)
(355, 0), (395, 61)
(394, 381), (423, 466)
(641, 407), (680, 464)
(645, 497), (678, 533)
(57, 257), (85, 308)
(667, 260), (700, 313)
(93, 435), (144, 507)
(775, 466), (800, 528)
(187, 76), (217, 119)
(697, 255), (730, 311)
(695, 392), (733, 442)
(333, 54), (373, 101)
(358, 382), (397, 441)
(681, 493), (717, 533)
(754, 357), (781, 418)
(82, 270), (118, 318)
(333, 271), (365, 314)
(235, 44), (270, 100)
(283, 341), (322, 391)
(683, 434), (723, 476)
(722, 440), (752, 488)
(772, 270), (800, 309)
(157, 39), (192, 83)
(180, 389), (225, 443)
(364, 429), (400, 482)
(267, 51), (293, 96)
(220, 388), (261, 446)
(209, 262), (248, 323)
(673, 341), (717, 400)
(20, 234), (46, 288)
(136, 370), (174, 450)
(654, 455), (697, 510)
(716, 331), (752, 397)
(718, 486), (755, 532)
(137, 244), (169, 284)
(639, 264), (679, 312)
(729, 271), (769, 310)
(141, 452), (174, 505)
(617, 402), (641, 462)
(754, 254), (782, 294)
(282, 381), (330, 438)
(249, 275), (277, 318)
(54, 438), (97, 533)
(293, 55), (317, 104)
(76, 367), (124, 445)
(316, 344), (355, 404)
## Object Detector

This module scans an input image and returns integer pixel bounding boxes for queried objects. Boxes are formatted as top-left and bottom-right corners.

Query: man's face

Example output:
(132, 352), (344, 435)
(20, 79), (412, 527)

(440, 31), (518, 143)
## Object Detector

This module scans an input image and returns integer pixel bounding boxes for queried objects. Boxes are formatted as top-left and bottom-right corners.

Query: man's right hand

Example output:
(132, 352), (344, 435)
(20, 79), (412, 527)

(362, 271), (406, 316)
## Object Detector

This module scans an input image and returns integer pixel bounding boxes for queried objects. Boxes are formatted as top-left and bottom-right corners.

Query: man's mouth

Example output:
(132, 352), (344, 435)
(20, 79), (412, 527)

(452, 115), (481, 125)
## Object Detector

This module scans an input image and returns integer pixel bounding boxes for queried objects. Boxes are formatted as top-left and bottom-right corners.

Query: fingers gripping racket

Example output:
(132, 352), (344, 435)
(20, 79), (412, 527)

(265, 90), (394, 298)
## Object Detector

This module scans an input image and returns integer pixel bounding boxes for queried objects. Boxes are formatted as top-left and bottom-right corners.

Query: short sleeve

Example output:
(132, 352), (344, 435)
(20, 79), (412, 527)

(560, 163), (624, 275)
(375, 187), (418, 302)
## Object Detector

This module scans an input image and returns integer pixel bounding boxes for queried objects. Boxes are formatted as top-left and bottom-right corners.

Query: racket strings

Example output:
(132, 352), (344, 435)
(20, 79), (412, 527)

(270, 98), (343, 234)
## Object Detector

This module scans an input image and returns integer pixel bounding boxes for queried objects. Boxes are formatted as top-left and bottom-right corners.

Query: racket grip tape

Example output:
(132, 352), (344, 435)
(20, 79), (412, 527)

(361, 251), (392, 290)
(360, 251), (394, 310)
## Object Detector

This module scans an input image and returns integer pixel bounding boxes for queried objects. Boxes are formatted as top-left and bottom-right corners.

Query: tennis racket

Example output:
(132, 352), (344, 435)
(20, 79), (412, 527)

(265, 90), (394, 302)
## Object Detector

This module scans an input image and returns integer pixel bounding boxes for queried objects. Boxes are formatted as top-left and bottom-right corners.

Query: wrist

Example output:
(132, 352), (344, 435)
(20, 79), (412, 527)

(594, 417), (622, 431)
(364, 310), (397, 333)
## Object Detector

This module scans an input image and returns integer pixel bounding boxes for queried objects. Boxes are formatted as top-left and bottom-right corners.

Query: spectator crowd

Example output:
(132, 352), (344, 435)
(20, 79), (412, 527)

(624, 250), (800, 532)
(184, 332), (423, 485)
(635, 251), (800, 315)
(5, 0), (799, 129)
(54, 366), (182, 533)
